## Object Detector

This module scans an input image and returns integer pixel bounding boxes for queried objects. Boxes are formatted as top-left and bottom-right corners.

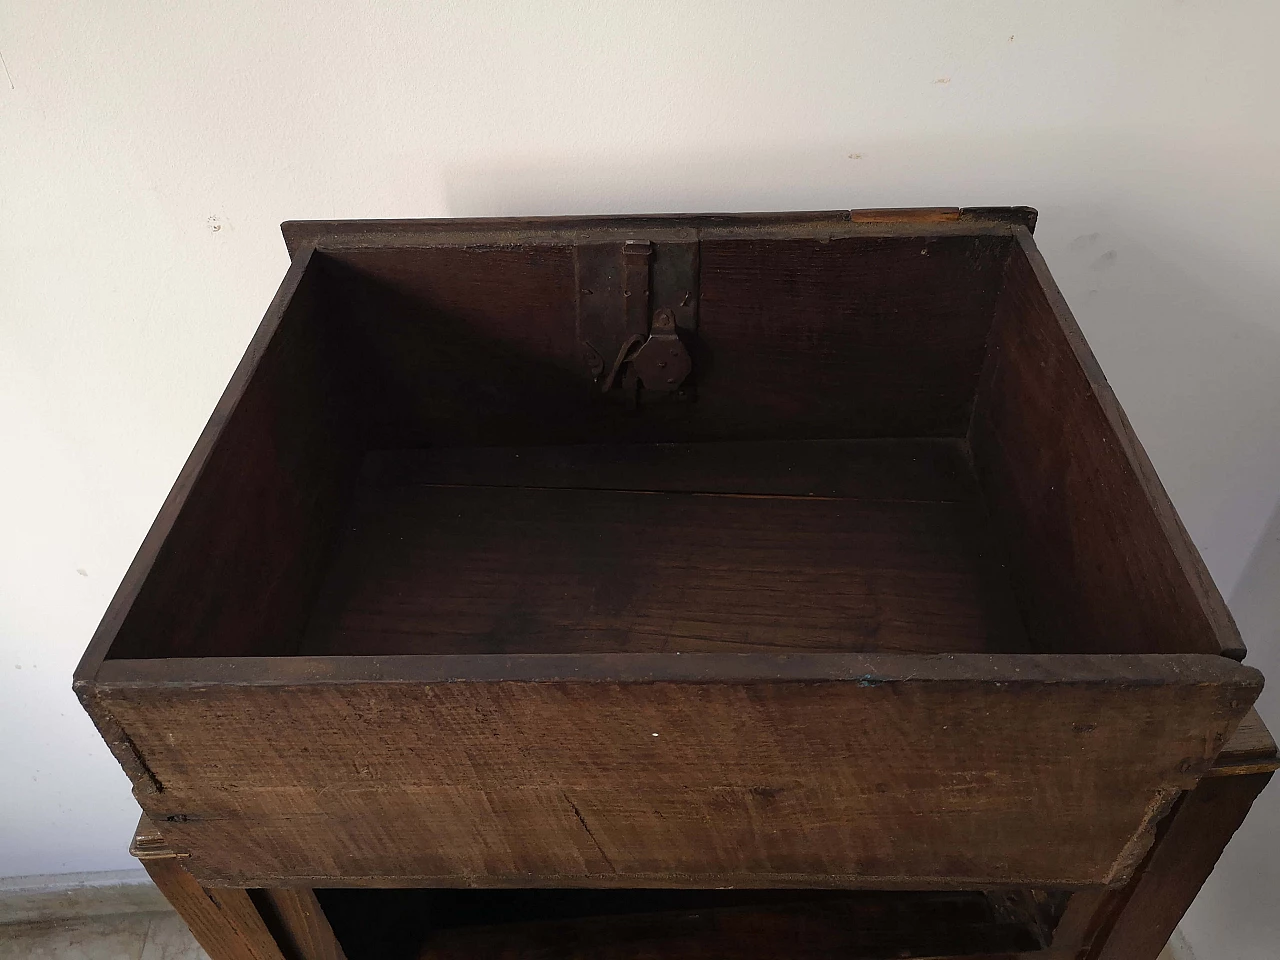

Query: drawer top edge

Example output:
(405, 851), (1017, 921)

(83, 651), (1261, 690)
(283, 206), (1037, 256)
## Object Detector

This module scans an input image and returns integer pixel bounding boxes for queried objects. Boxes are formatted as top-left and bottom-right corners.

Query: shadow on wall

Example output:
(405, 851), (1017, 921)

(1184, 506), (1280, 960)
(435, 135), (1073, 218)
(1230, 499), (1280, 711)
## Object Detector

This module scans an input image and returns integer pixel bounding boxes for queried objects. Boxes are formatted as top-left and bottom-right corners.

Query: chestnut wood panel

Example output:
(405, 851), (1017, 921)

(80, 246), (360, 665)
(320, 244), (583, 448)
(139, 856), (286, 960)
(300, 451), (1024, 657)
(323, 230), (1012, 446)
(1080, 711), (1276, 959)
(90, 654), (1259, 888)
(135, 815), (345, 960)
(969, 228), (1244, 658)
(280, 206), (1038, 256)
(259, 888), (349, 960)
(693, 232), (1011, 439)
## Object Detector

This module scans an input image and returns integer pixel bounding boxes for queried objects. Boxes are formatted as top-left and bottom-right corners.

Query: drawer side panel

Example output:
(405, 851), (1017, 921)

(970, 228), (1244, 658)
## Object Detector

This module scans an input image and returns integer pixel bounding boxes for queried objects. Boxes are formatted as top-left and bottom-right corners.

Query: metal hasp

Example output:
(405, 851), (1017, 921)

(575, 233), (699, 406)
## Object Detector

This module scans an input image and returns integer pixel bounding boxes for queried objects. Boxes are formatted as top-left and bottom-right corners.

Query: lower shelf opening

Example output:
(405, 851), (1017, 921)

(315, 887), (1064, 960)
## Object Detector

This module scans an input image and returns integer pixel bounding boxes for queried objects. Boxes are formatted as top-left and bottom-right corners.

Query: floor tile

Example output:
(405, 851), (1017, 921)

(0, 912), (152, 960)
(0, 872), (166, 925)
(139, 912), (209, 960)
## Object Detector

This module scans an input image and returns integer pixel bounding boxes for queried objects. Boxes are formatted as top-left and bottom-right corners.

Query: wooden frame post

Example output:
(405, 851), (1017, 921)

(132, 815), (346, 960)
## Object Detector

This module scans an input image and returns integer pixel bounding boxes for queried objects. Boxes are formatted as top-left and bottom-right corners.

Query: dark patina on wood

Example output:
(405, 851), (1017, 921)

(77, 208), (1263, 895)
(128, 710), (1275, 960)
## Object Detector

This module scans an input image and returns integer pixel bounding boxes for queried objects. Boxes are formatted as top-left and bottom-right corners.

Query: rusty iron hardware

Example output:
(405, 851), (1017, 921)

(631, 308), (692, 392)
(575, 234), (698, 405)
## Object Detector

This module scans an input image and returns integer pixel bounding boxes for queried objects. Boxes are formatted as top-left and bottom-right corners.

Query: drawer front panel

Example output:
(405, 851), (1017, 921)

(88, 654), (1260, 888)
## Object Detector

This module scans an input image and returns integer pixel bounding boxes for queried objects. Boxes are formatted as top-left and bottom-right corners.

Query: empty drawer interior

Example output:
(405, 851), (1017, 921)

(101, 225), (1236, 664)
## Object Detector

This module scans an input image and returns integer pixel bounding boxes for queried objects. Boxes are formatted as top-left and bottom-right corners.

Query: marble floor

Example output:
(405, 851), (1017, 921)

(0, 911), (207, 960)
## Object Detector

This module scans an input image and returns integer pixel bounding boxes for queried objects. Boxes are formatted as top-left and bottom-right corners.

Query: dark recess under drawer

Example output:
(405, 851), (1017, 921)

(315, 887), (1066, 960)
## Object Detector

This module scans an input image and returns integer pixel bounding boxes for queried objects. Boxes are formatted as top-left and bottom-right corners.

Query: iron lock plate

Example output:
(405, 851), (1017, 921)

(574, 231), (699, 404)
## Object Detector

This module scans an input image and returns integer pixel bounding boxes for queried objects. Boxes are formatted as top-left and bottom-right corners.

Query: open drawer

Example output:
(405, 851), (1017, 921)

(75, 209), (1262, 890)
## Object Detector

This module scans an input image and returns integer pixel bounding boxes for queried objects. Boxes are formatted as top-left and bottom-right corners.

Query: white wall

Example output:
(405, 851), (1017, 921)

(2, 2), (1277, 955)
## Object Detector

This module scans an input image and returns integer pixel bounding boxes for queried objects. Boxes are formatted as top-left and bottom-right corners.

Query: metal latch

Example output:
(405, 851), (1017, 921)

(630, 307), (692, 392)
(575, 234), (698, 405)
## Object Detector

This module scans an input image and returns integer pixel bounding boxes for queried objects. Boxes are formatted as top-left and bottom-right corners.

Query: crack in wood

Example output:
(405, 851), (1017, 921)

(562, 791), (616, 874)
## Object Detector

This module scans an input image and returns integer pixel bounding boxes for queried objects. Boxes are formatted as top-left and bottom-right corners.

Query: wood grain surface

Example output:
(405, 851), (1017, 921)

(141, 858), (286, 960)
(301, 440), (1024, 657)
(280, 207), (1038, 256)
(79, 210), (1265, 906)
(321, 230), (1012, 446)
(969, 228), (1245, 659)
(93, 655), (1258, 888)
(80, 245), (359, 664)
(1087, 772), (1273, 960)
(1206, 708), (1279, 776)
(259, 888), (348, 960)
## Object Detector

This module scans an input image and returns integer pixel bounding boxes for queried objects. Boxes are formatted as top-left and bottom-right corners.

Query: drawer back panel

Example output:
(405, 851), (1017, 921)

(319, 231), (1011, 447)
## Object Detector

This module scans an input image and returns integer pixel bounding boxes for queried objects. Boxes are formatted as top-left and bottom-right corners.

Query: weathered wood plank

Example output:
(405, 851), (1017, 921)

(300, 478), (1026, 657)
(323, 231), (1012, 446)
(1087, 772), (1273, 960)
(1205, 707), (1278, 776)
(281, 207), (1036, 256)
(260, 888), (348, 960)
(74, 244), (360, 666)
(96, 655), (1259, 888)
(969, 227), (1245, 658)
(135, 817), (286, 960)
